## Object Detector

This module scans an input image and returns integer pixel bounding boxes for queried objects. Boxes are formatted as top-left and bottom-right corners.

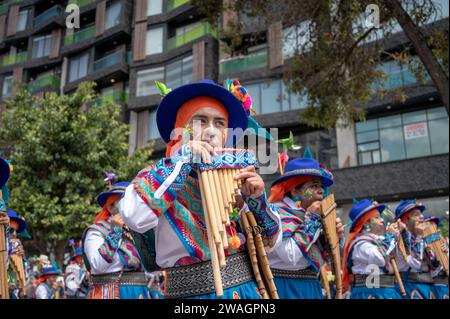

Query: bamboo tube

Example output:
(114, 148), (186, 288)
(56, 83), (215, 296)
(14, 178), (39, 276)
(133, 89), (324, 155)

(206, 170), (227, 266)
(246, 212), (279, 299)
(398, 235), (408, 263)
(241, 212), (269, 299)
(199, 176), (224, 297)
(391, 258), (406, 296)
(217, 170), (231, 226)
(199, 171), (221, 244)
(212, 170), (227, 225)
(0, 224), (9, 299)
(320, 264), (331, 299)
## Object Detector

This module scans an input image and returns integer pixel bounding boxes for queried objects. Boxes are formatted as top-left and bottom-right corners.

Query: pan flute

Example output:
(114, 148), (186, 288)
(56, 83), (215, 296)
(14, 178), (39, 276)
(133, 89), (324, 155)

(320, 194), (343, 299)
(197, 148), (258, 296)
(10, 254), (26, 288)
(423, 220), (449, 277)
(0, 224), (8, 299)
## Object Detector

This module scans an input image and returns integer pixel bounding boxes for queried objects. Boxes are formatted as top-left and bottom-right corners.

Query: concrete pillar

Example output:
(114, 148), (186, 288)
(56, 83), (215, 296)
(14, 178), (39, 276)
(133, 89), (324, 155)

(128, 110), (138, 155)
(336, 121), (358, 168)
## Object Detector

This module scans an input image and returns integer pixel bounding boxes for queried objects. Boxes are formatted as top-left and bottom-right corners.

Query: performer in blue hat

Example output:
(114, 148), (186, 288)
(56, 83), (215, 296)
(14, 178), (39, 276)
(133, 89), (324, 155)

(119, 79), (282, 299)
(3, 210), (27, 299)
(35, 266), (62, 299)
(395, 200), (448, 299)
(82, 181), (160, 299)
(64, 245), (88, 299)
(342, 199), (405, 299)
(266, 150), (344, 299)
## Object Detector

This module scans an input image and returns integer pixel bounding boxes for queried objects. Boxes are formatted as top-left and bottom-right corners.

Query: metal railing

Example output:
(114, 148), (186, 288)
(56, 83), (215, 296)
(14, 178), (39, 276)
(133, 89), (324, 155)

(219, 49), (268, 74)
(27, 74), (60, 93)
(0, 51), (28, 67)
(167, 22), (217, 51)
(93, 50), (128, 71)
(167, 0), (190, 11)
(68, 0), (96, 8)
(64, 25), (95, 46)
(33, 5), (63, 28)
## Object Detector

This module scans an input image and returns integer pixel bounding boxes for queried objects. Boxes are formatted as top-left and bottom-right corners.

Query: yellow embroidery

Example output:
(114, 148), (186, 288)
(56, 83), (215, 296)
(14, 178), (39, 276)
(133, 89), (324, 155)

(233, 291), (241, 299)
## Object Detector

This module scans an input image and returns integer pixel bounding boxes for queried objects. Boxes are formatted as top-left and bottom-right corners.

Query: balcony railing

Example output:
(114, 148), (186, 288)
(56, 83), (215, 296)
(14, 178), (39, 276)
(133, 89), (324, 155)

(27, 74), (60, 93)
(167, 0), (190, 11)
(93, 50), (128, 71)
(0, 4), (8, 15)
(167, 23), (217, 51)
(33, 5), (64, 28)
(64, 25), (95, 46)
(68, 0), (96, 8)
(0, 51), (28, 67)
(219, 49), (268, 74)
(95, 91), (128, 105)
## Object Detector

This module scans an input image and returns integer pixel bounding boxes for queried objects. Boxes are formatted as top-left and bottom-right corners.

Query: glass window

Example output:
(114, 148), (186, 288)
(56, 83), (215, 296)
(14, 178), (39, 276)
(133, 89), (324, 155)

(355, 119), (378, 132)
(147, 0), (162, 16)
(17, 10), (28, 32)
(68, 52), (89, 82)
(429, 118), (449, 155)
(146, 27), (163, 55)
(282, 20), (314, 60)
(175, 21), (202, 36)
(261, 80), (281, 114)
(356, 106), (449, 166)
(379, 114), (402, 128)
(403, 110), (427, 124)
(356, 130), (379, 143)
(379, 126), (406, 162)
(165, 55), (193, 89)
(32, 34), (52, 59)
(105, 0), (122, 30)
(136, 67), (164, 96)
(148, 109), (159, 140)
(2, 75), (13, 99)
(427, 107), (447, 120)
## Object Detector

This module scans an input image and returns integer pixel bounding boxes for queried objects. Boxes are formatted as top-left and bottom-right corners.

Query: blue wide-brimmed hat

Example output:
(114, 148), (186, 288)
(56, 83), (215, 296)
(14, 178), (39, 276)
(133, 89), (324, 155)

(40, 266), (62, 277)
(96, 181), (130, 207)
(69, 247), (83, 262)
(348, 199), (386, 232)
(271, 157), (334, 188)
(395, 200), (426, 220)
(0, 158), (10, 188)
(423, 215), (440, 227)
(156, 79), (249, 145)
(6, 210), (26, 233)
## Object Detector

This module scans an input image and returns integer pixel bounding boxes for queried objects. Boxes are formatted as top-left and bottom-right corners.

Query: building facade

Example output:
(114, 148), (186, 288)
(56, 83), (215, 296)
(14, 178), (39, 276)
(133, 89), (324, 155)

(1, 0), (448, 223)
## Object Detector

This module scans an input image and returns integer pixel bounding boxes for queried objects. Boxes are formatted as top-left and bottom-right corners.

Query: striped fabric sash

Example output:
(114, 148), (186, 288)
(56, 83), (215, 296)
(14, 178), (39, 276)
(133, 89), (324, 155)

(347, 233), (391, 274)
(91, 221), (142, 271)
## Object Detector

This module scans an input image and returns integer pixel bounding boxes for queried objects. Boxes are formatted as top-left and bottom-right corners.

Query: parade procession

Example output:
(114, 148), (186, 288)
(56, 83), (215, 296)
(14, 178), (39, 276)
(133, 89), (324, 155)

(0, 78), (448, 301)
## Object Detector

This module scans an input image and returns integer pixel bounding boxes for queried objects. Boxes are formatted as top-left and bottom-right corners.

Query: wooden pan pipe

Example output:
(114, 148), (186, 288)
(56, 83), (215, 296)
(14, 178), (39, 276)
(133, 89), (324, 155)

(10, 254), (26, 288)
(0, 224), (8, 299)
(197, 148), (258, 297)
(320, 194), (343, 299)
(423, 220), (449, 277)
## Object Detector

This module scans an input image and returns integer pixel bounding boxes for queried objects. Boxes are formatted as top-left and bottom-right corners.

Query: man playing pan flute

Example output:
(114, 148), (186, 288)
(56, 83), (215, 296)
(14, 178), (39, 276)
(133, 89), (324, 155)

(395, 200), (449, 299)
(267, 152), (345, 298)
(342, 199), (405, 299)
(119, 79), (282, 299)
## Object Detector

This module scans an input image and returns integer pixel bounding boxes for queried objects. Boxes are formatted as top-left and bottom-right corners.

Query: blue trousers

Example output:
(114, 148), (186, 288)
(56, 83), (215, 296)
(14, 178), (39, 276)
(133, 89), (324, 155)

(186, 281), (263, 299)
(350, 286), (403, 299)
(273, 277), (323, 299)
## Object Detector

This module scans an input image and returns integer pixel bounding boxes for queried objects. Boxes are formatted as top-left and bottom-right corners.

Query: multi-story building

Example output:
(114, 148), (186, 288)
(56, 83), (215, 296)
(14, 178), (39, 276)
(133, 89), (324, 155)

(1, 0), (448, 223)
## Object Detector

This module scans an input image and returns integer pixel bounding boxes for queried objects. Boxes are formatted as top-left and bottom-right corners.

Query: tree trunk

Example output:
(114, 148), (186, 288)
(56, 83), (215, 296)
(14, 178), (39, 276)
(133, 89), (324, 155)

(385, 0), (449, 113)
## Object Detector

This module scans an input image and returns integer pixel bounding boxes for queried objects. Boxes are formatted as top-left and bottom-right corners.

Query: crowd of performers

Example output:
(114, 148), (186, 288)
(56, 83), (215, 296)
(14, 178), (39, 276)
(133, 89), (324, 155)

(1, 79), (448, 300)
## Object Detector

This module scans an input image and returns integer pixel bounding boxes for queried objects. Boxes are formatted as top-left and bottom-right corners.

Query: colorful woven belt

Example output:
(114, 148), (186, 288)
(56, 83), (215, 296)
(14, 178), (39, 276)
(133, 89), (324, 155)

(270, 267), (318, 280)
(352, 274), (396, 288)
(402, 271), (434, 284)
(89, 271), (149, 286)
(164, 252), (254, 298)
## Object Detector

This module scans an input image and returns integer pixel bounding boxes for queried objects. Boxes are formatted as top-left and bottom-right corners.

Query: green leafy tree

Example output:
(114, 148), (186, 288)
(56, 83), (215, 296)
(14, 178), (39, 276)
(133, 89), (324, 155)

(0, 82), (153, 266)
(193, 0), (449, 128)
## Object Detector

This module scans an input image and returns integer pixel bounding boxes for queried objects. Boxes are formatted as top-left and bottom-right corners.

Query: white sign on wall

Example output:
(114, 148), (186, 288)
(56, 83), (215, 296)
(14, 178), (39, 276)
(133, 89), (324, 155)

(404, 122), (428, 140)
